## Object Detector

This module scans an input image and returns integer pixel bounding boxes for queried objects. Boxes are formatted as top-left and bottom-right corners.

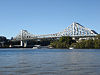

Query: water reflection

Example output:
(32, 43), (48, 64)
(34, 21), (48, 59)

(0, 49), (100, 75)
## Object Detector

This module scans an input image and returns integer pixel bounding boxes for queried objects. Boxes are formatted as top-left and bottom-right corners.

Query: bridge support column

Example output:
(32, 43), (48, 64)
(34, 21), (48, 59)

(23, 41), (27, 47)
(20, 40), (27, 47)
(21, 40), (23, 46)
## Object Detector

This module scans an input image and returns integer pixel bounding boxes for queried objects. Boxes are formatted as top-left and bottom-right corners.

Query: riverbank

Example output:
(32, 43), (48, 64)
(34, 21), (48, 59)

(50, 36), (100, 49)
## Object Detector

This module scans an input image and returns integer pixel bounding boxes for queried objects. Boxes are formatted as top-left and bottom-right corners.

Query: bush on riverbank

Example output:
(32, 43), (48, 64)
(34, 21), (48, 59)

(75, 35), (100, 49)
(50, 35), (100, 49)
(50, 36), (76, 48)
(74, 39), (100, 49)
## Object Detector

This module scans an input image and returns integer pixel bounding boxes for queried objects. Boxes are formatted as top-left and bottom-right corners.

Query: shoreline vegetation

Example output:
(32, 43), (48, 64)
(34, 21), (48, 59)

(50, 35), (100, 49)
(0, 35), (100, 49)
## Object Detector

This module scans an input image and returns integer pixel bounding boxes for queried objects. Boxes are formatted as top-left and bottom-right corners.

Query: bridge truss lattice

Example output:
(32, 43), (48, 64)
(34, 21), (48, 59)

(13, 22), (98, 40)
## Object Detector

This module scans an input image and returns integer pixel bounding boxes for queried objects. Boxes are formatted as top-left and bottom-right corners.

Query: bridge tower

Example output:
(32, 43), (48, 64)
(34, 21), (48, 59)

(20, 30), (27, 47)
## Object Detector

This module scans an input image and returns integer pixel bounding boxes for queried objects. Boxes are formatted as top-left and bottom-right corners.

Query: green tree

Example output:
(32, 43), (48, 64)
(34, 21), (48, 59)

(59, 36), (73, 45)
(85, 40), (94, 48)
(50, 36), (75, 48)
(94, 39), (100, 48)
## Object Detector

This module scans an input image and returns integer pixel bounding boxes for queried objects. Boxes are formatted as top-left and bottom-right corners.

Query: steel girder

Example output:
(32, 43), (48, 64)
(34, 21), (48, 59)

(13, 22), (98, 40)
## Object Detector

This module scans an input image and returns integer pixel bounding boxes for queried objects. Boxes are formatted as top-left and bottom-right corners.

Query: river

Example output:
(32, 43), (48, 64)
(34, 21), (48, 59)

(0, 48), (100, 75)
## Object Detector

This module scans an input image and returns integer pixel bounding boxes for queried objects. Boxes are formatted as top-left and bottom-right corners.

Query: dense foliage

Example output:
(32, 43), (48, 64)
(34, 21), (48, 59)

(0, 36), (10, 48)
(50, 36), (75, 48)
(50, 35), (100, 49)
(75, 35), (100, 49)
(75, 39), (100, 49)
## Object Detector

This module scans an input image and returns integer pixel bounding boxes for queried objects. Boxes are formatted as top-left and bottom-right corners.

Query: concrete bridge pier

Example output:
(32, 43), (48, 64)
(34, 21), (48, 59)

(20, 40), (27, 47)
(21, 40), (23, 47)
(23, 41), (27, 47)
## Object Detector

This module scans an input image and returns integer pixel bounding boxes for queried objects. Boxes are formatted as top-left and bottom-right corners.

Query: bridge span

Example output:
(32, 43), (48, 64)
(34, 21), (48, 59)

(12, 22), (98, 47)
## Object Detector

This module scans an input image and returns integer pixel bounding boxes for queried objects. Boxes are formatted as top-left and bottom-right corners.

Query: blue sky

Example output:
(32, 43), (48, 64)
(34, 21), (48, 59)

(0, 0), (100, 39)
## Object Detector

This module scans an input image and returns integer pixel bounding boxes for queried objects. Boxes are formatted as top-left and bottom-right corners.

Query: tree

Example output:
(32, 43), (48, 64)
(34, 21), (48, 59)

(59, 36), (73, 45)
(50, 36), (75, 48)
(94, 39), (100, 49)
(85, 40), (94, 48)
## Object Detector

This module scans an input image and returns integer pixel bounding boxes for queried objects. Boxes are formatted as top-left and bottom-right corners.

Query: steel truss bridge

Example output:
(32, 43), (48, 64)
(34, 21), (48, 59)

(12, 22), (98, 47)
(13, 22), (97, 40)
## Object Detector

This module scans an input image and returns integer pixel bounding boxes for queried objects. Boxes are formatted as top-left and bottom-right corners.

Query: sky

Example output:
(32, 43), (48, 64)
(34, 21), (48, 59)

(0, 0), (100, 39)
